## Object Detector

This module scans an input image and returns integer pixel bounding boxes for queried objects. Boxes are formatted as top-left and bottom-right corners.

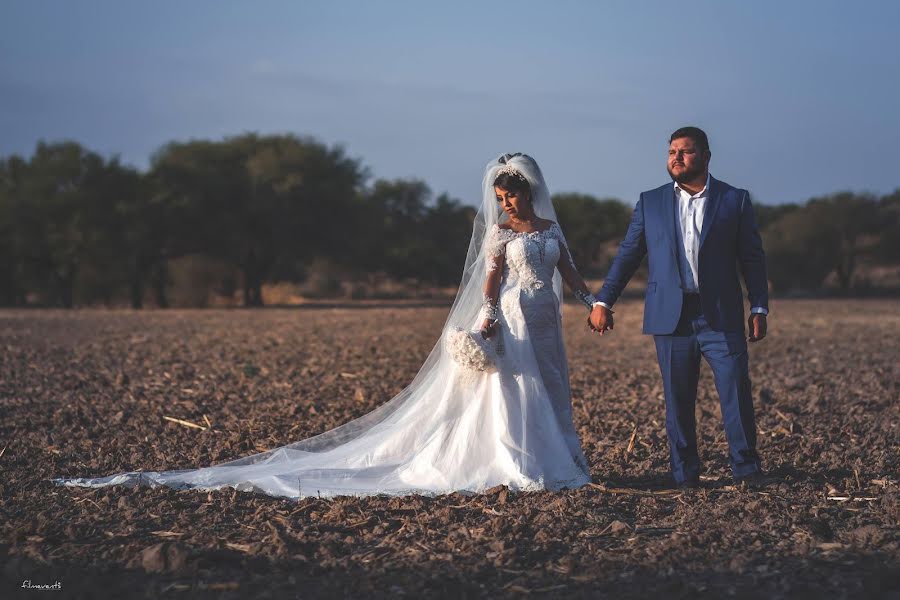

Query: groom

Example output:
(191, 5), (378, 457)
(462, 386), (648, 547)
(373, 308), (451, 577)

(589, 126), (769, 488)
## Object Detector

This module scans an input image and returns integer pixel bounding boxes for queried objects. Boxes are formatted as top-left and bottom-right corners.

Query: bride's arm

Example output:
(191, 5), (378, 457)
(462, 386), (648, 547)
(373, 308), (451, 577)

(480, 250), (505, 338)
(554, 224), (600, 311)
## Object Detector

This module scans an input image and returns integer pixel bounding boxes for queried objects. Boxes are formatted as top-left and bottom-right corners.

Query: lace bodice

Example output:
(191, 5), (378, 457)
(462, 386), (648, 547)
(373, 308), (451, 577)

(484, 222), (575, 294)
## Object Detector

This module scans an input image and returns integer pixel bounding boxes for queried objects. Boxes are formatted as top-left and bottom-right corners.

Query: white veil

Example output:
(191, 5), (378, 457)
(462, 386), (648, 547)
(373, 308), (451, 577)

(445, 152), (563, 332)
(54, 153), (571, 498)
(220, 153), (564, 456)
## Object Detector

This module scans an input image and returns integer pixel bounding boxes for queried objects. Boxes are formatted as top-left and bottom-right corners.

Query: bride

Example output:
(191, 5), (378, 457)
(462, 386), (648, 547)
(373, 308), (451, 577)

(55, 153), (602, 499)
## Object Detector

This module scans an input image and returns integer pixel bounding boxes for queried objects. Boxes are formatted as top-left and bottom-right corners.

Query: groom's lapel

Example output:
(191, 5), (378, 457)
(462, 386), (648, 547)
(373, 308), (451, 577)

(699, 176), (722, 249)
(660, 183), (679, 258)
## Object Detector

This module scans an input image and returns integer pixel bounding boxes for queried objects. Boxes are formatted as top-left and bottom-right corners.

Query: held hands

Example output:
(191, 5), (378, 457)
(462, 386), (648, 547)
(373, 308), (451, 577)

(585, 305), (766, 340)
(481, 318), (499, 339)
(588, 305), (614, 336)
(748, 314), (767, 343)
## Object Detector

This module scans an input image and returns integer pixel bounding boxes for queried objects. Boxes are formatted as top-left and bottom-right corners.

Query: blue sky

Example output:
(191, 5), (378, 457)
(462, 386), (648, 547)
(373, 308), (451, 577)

(2, 1), (898, 206)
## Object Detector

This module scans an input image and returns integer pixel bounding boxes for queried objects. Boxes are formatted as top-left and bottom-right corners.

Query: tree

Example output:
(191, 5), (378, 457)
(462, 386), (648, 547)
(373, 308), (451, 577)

(106, 163), (157, 308)
(10, 142), (115, 307)
(363, 179), (432, 279)
(419, 193), (477, 285)
(873, 189), (900, 265)
(151, 134), (366, 306)
(251, 135), (367, 286)
(0, 144), (154, 307)
(763, 206), (838, 293)
(0, 156), (28, 305)
(352, 180), (475, 286)
(754, 200), (800, 230)
(552, 193), (632, 275)
(762, 192), (881, 293)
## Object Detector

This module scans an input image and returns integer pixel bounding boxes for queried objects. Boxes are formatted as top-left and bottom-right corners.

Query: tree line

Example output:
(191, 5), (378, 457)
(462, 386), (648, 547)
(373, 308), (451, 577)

(1, 134), (897, 307)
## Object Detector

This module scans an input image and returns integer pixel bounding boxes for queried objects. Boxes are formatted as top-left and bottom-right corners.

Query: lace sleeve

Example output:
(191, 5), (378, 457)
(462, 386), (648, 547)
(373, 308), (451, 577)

(551, 222), (577, 272)
(480, 225), (506, 323)
(551, 223), (598, 310)
(483, 224), (509, 272)
(478, 293), (498, 322)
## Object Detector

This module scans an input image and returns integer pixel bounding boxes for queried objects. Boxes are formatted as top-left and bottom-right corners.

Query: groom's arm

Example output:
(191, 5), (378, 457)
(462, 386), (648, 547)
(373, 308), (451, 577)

(736, 190), (769, 314)
(597, 195), (648, 308)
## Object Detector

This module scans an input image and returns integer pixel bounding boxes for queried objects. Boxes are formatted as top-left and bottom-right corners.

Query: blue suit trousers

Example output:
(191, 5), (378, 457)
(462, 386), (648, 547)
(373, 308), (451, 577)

(653, 294), (761, 483)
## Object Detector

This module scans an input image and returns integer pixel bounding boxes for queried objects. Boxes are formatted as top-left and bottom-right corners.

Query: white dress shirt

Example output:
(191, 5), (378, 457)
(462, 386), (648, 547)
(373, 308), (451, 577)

(595, 173), (767, 316)
(674, 174), (708, 294)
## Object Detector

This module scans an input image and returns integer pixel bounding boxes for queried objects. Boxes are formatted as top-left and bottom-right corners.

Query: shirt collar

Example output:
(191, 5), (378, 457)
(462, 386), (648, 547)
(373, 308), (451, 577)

(674, 173), (711, 198)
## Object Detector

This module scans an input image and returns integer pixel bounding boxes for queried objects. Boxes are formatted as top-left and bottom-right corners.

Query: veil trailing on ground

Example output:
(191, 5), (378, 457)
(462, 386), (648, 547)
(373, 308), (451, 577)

(54, 153), (572, 499)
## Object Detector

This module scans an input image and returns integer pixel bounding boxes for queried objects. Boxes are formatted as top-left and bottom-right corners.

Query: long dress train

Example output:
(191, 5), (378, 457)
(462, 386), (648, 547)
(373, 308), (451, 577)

(55, 180), (592, 500)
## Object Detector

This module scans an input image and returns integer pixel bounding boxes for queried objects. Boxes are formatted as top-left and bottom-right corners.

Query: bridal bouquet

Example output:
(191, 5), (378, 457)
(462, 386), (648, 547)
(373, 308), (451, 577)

(444, 326), (500, 372)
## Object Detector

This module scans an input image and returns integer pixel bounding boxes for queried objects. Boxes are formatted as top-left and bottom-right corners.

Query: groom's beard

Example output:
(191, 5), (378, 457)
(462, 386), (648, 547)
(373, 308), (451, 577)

(668, 163), (706, 184)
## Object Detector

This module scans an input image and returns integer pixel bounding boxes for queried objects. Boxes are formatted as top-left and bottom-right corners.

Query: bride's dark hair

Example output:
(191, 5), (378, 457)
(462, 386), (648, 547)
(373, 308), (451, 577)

(494, 152), (534, 199)
(493, 171), (531, 198)
(493, 153), (532, 199)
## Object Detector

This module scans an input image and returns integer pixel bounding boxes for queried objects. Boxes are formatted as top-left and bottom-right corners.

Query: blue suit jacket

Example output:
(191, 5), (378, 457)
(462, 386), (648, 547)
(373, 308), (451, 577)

(598, 176), (769, 334)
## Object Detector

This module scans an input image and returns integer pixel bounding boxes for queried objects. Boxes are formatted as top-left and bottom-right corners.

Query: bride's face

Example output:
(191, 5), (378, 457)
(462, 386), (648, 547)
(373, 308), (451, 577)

(494, 186), (531, 220)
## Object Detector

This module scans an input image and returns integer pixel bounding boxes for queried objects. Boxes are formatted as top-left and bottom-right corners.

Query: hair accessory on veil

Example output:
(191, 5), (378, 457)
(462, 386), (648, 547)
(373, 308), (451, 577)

(496, 163), (522, 178)
(496, 152), (528, 181)
(496, 153), (528, 180)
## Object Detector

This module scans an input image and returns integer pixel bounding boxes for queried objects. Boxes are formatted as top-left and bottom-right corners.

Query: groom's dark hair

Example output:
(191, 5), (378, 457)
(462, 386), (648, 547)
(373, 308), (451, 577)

(670, 126), (710, 153)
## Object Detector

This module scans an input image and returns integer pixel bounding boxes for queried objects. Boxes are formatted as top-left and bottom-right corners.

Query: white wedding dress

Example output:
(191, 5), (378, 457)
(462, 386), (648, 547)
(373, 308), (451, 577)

(54, 155), (592, 500)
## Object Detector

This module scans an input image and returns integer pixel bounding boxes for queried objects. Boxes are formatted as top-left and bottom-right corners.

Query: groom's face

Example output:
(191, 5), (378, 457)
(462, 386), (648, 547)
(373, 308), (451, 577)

(667, 137), (710, 184)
